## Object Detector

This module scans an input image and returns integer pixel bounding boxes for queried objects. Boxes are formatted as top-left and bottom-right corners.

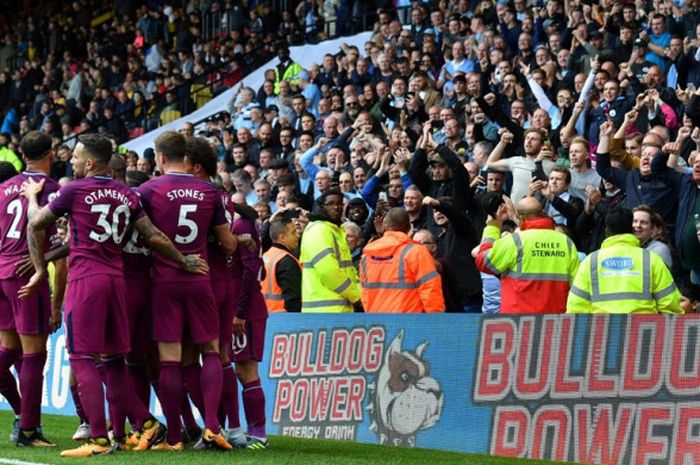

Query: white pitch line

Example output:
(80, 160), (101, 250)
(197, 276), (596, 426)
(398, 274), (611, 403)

(0, 458), (55, 465)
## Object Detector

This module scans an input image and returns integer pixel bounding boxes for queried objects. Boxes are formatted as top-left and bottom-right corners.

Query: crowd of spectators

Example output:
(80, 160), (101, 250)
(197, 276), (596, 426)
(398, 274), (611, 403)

(0, 0), (366, 172)
(4, 0), (700, 313)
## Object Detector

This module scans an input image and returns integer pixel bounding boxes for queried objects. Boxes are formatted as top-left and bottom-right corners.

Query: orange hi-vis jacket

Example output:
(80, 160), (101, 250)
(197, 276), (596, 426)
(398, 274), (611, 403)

(261, 246), (300, 312)
(359, 231), (445, 313)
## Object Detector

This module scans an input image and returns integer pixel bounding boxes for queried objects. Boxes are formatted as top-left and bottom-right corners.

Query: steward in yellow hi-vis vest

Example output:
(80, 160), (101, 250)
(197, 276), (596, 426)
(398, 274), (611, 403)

(273, 46), (303, 93)
(300, 191), (360, 312)
(567, 207), (683, 314)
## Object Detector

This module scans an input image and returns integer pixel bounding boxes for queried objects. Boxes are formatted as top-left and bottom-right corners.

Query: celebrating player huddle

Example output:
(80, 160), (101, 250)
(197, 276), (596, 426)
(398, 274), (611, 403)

(0, 130), (269, 456)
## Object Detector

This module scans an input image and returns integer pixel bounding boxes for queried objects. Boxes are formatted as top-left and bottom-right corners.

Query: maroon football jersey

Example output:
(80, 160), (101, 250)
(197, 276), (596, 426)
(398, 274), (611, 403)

(48, 176), (143, 281)
(137, 172), (227, 282)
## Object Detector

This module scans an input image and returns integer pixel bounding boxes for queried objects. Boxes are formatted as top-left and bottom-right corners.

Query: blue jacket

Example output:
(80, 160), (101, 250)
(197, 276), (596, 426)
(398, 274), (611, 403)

(596, 151), (679, 237)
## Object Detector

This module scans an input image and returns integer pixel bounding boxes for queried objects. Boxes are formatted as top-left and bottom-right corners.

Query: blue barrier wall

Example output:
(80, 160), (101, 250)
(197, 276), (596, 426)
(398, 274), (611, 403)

(4, 314), (700, 465)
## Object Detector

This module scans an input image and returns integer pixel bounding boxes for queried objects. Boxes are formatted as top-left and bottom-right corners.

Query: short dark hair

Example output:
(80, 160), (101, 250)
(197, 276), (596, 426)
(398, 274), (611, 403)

(550, 166), (571, 185)
(20, 131), (53, 161)
(231, 168), (252, 185)
(185, 136), (218, 178)
(78, 133), (112, 165)
(108, 155), (127, 180)
(0, 161), (17, 182)
(269, 217), (294, 241)
(154, 130), (186, 162)
(126, 169), (149, 187)
(605, 207), (634, 236)
(383, 207), (411, 233)
(276, 172), (295, 186)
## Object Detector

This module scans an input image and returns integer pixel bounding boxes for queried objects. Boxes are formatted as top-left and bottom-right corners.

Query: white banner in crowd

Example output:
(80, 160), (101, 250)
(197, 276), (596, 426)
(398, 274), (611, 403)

(122, 31), (375, 156)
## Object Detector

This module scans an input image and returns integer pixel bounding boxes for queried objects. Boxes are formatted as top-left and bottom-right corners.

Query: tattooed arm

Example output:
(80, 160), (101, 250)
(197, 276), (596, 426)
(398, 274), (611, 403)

(18, 206), (58, 299)
(133, 216), (209, 275)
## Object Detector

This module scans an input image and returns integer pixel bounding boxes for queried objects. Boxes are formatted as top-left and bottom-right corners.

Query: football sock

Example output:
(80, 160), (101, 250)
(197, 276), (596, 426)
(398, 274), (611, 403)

(221, 363), (240, 429)
(159, 361), (183, 445)
(0, 369), (21, 415)
(181, 363), (205, 417)
(201, 352), (223, 432)
(19, 352), (46, 430)
(242, 378), (266, 438)
(102, 356), (131, 438)
(0, 347), (20, 380)
(70, 356), (109, 439)
(126, 360), (151, 416)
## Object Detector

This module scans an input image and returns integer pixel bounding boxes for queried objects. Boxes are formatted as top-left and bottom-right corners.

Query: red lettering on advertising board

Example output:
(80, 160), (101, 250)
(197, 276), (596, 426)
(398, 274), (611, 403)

(585, 316), (617, 396)
(530, 405), (570, 462)
(633, 404), (673, 465)
(287, 332), (304, 376)
(622, 316), (665, 396)
(474, 320), (516, 401)
(270, 334), (289, 378)
(301, 333), (316, 376)
(491, 406), (530, 457)
(668, 318), (700, 395)
(308, 378), (332, 421)
(330, 330), (349, 373)
(273, 379), (293, 422)
(274, 376), (366, 422)
(366, 327), (384, 371)
(514, 317), (554, 399)
(314, 330), (328, 375)
(290, 378), (309, 422)
(346, 376), (364, 420)
(671, 404), (700, 465)
(328, 377), (364, 421)
(347, 329), (366, 374)
(552, 316), (582, 398)
(573, 404), (635, 465)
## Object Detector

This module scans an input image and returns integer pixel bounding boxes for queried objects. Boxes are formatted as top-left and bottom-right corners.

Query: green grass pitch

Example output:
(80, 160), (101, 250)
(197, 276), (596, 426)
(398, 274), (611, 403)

(0, 410), (574, 465)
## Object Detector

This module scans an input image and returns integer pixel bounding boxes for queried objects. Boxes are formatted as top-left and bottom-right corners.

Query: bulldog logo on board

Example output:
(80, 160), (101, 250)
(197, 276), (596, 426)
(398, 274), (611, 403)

(367, 330), (444, 447)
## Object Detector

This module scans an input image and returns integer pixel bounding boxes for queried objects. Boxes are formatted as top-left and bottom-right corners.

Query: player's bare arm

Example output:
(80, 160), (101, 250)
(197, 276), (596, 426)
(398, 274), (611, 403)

(15, 245), (70, 278)
(18, 206), (58, 299)
(133, 215), (209, 275)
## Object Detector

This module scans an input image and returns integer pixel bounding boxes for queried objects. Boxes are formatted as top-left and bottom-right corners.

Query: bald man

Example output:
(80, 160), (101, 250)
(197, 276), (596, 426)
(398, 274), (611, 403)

(475, 196), (579, 313)
(360, 208), (444, 313)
